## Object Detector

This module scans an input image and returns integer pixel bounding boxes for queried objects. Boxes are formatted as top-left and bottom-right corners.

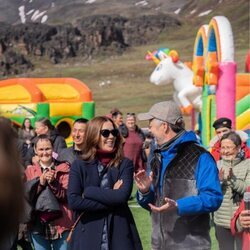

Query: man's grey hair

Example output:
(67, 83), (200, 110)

(153, 117), (185, 133)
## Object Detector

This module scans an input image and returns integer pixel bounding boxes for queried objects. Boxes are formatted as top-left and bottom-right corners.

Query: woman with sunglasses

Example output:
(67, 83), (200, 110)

(214, 132), (250, 250)
(67, 116), (142, 250)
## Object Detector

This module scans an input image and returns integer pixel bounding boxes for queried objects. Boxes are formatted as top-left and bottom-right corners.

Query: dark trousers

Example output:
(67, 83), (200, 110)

(215, 224), (242, 250)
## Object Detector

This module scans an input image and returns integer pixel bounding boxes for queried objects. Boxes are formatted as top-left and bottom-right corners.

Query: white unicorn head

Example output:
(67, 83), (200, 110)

(147, 49), (202, 113)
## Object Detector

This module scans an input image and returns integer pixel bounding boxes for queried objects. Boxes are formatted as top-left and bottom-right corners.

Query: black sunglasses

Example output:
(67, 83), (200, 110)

(100, 129), (119, 138)
(127, 112), (135, 116)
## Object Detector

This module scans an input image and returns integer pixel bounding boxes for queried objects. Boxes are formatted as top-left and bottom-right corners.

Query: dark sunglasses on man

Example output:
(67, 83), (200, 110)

(100, 129), (119, 138)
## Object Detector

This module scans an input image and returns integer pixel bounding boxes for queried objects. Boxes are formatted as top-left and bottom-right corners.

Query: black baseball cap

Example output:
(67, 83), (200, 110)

(213, 117), (232, 130)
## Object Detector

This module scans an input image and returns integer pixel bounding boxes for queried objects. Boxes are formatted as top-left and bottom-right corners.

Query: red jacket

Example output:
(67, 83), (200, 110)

(231, 187), (250, 250)
(25, 162), (73, 235)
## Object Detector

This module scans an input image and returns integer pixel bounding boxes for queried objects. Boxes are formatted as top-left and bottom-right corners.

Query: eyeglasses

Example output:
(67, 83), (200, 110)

(100, 129), (119, 138)
(220, 146), (236, 151)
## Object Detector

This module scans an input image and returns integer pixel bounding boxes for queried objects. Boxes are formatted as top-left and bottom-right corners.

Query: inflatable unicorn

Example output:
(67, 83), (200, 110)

(147, 49), (202, 114)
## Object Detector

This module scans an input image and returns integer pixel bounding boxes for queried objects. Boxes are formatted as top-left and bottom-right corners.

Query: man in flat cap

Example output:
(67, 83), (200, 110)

(134, 100), (223, 250)
(210, 117), (250, 161)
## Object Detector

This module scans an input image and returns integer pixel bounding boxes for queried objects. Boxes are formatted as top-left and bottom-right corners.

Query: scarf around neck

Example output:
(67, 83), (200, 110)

(96, 148), (116, 166)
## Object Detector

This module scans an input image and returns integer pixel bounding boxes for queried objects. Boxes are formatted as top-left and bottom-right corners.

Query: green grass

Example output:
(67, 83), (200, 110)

(129, 187), (219, 250)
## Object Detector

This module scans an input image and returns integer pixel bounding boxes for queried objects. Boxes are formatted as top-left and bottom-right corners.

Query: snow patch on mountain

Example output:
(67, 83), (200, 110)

(18, 6), (26, 23)
(198, 10), (212, 17)
(135, 1), (148, 7)
(174, 8), (181, 14)
(31, 10), (47, 22)
(190, 9), (196, 14)
(86, 0), (96, 4)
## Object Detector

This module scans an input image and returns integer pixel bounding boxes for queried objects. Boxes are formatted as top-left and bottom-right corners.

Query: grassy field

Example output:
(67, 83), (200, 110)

(129, 187), (219, 250)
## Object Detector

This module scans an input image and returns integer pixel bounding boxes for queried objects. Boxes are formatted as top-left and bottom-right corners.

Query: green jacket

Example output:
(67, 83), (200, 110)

(214, 158), (250, 228)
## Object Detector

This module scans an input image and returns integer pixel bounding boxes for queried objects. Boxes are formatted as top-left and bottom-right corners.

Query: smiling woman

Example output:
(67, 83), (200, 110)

(67, 116), (143, 250)
(214, 131), (250, 250)
(24, 134), (73, 250)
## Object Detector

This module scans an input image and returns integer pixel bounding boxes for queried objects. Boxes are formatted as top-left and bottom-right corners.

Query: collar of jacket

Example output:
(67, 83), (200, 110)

(221, 157), (242, 166)
(156, 130), (185, 153)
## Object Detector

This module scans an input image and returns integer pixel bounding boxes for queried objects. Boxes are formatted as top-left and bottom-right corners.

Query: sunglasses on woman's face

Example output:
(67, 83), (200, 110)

(100, 129), (119, 138)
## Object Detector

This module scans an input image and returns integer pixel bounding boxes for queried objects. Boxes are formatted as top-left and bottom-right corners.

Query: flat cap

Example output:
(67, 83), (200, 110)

(137, 101), (182, 124)
(213, 117), (232, 130)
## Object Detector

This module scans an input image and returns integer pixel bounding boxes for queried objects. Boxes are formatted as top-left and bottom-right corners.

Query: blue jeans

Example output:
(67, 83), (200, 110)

(31, 231), (69, 250)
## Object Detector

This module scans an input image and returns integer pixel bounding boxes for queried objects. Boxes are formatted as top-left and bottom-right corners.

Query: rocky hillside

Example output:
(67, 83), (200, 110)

(0, 0), (248, 76)
(0, 14), (180, 76)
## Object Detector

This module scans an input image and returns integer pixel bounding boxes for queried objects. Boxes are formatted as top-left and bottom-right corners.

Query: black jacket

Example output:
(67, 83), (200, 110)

(67, 158), (142, 250)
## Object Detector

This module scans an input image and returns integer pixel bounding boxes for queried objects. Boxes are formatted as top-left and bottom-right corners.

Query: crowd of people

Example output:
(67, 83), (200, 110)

(0, 100), (250, 250)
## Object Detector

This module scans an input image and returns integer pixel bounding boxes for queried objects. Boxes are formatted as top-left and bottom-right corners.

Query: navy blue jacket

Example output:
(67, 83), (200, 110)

(67, 158), (142, 250)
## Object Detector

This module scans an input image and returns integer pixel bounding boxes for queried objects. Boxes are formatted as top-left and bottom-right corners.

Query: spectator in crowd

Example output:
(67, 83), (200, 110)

(214, 131), (250, 250)
(24, 134), (73, 250)
(210, 117), (250, 161)
(0, 117), (23, 248)
(231, 187), (250, 250)
(57, 118), (88, 165)
(134, 101), (223, 250)
(142, 130), (157, 174)
(67, 116), (142, 250)
(123, 113), (146, 173)
(24, 117), (67, 167)
(18, 118), (35, 155)
(112, 110), (128, 138)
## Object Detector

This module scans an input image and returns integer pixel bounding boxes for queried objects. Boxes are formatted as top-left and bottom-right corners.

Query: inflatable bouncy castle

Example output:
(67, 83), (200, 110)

(193, 16), (250, 146)
(0, 78), (95, 144)
(147, 16), (249, 148)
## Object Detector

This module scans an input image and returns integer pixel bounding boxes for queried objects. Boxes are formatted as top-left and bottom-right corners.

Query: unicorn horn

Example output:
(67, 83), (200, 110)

(147, 51), (160, 65)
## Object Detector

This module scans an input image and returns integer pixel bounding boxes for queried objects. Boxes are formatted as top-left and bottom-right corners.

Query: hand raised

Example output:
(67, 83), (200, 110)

(134, 170), (153, 194)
